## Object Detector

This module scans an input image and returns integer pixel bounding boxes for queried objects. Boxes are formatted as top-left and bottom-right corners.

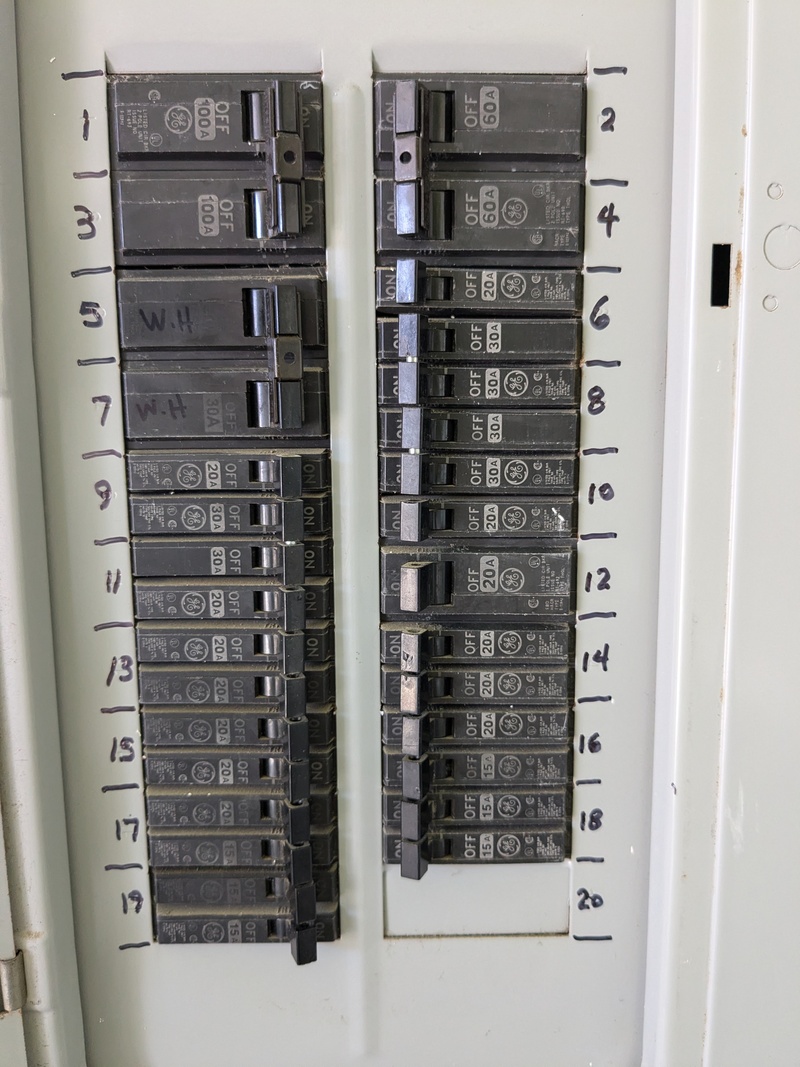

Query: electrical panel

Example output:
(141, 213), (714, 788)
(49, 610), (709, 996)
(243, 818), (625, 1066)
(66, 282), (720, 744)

(2, 0), (798, 1064)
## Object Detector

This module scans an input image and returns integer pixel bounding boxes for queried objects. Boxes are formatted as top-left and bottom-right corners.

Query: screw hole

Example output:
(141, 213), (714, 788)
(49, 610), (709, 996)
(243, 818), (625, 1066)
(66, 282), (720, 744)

(283, 150), (296, 164)
(399, 151), (412, 164)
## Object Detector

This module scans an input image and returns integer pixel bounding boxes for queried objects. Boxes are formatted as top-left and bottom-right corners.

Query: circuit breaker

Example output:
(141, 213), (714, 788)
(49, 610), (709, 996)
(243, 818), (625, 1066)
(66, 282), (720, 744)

(5, 0), (792, 1064)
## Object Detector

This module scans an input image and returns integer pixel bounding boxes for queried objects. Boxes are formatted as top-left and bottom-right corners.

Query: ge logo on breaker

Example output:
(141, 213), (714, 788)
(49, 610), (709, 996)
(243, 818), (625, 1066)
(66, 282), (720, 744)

(503, 371), (529, 397)
(499, 711), (524, 733)
(201, 922), (225, 943)
(500, 272), (526, 299)
(191, 802), (216, 825)
(199, 880), (224, 904)
(188, 719), (213, 742)
(191, 761), (215, 785)
(183, 638), (210, 662)
(504, 460), (529, 485)
(496, 794), (522, 819)
(164, 105), (192, 134)
(177, 463), (203, 488)
(497, 630), (523, 655)
(195, 842), (220, 865)
(499, 567), (525, 592)
(501, 197), (528, 225)
(185, 679), (211, 704)
(498, 755), (522, 779)
(181, 593), (206, 616)
(181, 505), (207, 531)
(498, 673), (522, 695)
(502, 506), (527, 531)
(497, 834), (522, 857)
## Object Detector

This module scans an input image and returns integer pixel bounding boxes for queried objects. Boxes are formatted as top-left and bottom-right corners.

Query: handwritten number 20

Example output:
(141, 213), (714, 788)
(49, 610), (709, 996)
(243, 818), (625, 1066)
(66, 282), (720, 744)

(577, 888), (604, 910)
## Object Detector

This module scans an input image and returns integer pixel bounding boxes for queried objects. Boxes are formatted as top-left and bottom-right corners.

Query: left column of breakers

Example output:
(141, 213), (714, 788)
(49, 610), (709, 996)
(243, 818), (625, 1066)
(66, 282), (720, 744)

(108, 74), (338, 964)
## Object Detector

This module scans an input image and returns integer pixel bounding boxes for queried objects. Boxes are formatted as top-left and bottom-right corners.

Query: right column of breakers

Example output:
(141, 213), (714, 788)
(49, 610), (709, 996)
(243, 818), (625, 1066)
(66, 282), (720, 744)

(373, 74), (586, 878)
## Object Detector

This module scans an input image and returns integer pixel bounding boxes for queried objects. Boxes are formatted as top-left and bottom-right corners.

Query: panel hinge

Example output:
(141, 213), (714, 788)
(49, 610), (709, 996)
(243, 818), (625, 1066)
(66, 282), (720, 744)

(0, 951), (27, 1014)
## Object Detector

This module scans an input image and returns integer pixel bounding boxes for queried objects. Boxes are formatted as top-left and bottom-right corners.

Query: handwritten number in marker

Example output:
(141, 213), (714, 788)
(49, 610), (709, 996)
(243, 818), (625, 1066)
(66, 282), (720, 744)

(577, 888), (604, 910)
(74, 205), (97, 240)
(578, 733), (602, 754)
(110, 737), (136, 764)
(585, 568), (612, 593)
(600, 107), (616, 132)
(106, 655), (134, 686)
(587, 386), (606, 416)
(79, 300), (104, 328)
(582, 645), (610, 673)
(121, 890), (144, 915)
(92, 395), (112, 426)
(589, 296), (610, 331)
(94, 479), (113, 510)
(587, 482), (614, 504)
(580, 808), (604, 831)
(115, 817), (140, 842)
(597, 204), (620, 238)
